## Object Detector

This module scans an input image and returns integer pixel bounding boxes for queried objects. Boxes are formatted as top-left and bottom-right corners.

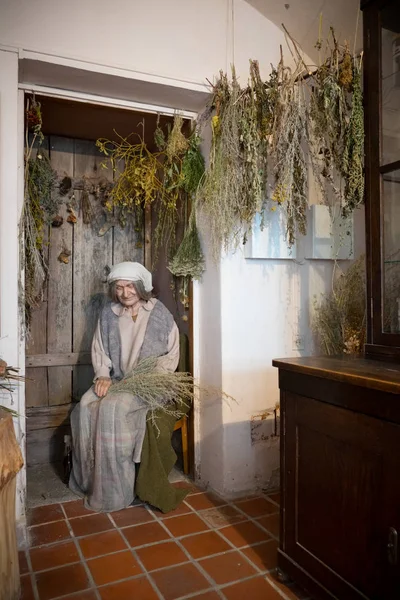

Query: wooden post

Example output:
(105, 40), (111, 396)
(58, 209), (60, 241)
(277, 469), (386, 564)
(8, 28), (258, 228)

(0, 409), (24, 600)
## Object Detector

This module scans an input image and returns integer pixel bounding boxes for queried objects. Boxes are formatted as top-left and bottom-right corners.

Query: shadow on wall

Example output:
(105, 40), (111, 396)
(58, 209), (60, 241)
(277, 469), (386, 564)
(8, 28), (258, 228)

(199, 410), (281, 499)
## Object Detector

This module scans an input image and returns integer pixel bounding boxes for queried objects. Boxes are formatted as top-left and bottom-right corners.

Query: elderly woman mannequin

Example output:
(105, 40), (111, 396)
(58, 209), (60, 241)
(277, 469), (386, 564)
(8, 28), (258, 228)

(69, 262), (180, 512)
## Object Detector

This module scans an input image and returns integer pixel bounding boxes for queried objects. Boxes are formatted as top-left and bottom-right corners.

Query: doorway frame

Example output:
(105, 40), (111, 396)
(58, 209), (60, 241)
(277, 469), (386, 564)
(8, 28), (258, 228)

(18, 77), (202, 506)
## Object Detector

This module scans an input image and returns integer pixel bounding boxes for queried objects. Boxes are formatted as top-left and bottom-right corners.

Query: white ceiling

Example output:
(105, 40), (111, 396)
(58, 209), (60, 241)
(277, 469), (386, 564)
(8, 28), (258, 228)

(245, 0), (363, 63)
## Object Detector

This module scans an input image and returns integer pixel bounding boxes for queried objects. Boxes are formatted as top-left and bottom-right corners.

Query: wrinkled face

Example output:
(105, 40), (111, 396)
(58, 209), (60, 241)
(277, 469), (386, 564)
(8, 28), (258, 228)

(115, 280), (140, 308)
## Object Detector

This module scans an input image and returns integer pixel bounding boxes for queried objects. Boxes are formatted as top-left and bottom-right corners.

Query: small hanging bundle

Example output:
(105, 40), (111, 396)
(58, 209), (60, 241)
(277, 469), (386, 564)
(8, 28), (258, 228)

(341, 57), (364, 217)
(179, 133), (205, 195)
(165, 114), (189, 161)
(168, 211), (205, 281)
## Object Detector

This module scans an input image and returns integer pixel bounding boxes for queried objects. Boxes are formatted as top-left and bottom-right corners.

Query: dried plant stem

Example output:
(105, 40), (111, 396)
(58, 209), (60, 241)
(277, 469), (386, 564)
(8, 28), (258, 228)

(109, 357), (235, 432)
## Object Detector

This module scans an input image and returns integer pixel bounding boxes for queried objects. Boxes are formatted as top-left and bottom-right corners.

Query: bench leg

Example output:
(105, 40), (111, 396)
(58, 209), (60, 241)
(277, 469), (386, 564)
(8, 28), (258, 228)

(181, 417), (189, 475)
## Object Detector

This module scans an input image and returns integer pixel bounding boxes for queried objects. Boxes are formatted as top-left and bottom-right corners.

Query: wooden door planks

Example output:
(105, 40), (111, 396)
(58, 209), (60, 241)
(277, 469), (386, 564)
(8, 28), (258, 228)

(47, 136), (74, 406)
(72, 140), (112, 398)
(113, 217), (144, 265)
(112, 157), (144, 266)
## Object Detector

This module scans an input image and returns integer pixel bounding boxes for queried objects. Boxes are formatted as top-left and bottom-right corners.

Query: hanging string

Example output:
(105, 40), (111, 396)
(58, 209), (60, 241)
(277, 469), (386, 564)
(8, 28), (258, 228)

(231, 0), (235, 67)
(225, 0), (236, 71)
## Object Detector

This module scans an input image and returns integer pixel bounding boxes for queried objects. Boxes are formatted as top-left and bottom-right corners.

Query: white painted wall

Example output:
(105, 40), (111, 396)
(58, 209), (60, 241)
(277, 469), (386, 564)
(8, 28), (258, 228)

(195, 204), (365, 498)
(0, 0), (229, 86)
(0, 49), (26, 540)
(0, 0), (366, 515)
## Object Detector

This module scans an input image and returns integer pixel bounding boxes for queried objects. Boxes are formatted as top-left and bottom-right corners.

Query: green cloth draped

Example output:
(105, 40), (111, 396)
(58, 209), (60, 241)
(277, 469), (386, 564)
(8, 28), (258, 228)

(136, 333), (191, 513)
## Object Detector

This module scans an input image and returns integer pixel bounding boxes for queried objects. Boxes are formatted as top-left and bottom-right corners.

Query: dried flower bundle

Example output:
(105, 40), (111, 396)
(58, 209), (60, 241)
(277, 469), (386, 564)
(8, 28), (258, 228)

(312, 256), (366, 355)
(199, 63), (270, 258)
(96, 132), (165, 228)
(22, 97), (58, 329)
(197, 26), (364, 257)
(168, 212), (205, 281)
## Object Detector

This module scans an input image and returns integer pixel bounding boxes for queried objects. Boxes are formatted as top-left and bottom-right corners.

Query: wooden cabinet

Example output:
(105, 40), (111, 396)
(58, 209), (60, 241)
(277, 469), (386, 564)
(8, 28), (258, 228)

(273, 357), (400, 599)
(273, 2), (400, 596)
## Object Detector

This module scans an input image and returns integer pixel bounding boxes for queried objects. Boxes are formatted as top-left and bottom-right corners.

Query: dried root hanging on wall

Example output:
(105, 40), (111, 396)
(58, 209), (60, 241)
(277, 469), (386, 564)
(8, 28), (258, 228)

(81, 188), (94, 225)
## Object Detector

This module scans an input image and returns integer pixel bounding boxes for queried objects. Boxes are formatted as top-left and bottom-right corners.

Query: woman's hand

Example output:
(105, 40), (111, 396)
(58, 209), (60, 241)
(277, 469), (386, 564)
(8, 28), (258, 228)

(94, 377), (112, 398)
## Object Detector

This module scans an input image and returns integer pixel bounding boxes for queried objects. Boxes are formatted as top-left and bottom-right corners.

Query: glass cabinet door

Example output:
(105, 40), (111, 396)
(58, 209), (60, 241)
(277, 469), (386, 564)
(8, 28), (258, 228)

(362, 0), (400, 359)
(381, 3), (400, 335)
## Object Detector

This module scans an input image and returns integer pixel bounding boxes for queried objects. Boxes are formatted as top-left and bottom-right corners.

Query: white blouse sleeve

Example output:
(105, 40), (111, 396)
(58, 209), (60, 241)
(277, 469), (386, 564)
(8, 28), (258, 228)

(157, 322), (180, 373)
(91, 319), (112, 380)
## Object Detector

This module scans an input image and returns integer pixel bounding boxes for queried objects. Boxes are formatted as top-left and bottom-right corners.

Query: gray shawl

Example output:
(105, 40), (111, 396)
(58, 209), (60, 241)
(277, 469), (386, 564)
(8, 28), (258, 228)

(99, 299), (174, 380)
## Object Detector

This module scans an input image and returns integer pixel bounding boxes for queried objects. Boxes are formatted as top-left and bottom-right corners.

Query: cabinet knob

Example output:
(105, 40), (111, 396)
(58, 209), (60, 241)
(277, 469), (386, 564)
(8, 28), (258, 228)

(387, 527), (398, 566)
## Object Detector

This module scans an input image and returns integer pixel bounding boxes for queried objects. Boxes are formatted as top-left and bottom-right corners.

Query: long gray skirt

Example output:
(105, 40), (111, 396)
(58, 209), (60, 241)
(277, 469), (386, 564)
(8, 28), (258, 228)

(69, 387), (148, 512)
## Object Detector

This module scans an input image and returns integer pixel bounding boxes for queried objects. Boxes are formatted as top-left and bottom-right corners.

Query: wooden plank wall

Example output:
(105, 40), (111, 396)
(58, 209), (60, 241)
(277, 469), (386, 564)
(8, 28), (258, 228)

(72, 140), (113, 400)
(26, 135), (144, 466)
(48, 137), (74, 406)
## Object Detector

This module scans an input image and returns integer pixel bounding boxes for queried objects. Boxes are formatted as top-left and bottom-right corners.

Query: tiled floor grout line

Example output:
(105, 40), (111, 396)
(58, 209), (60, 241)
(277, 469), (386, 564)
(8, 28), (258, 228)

(107, 512), (166, 600)
(147, 506), (224, 598)
(27, 505), (278, 569)
(21, 536), (277, 578)
(180, 503), (282, 599)
(60, 503), (102, 600)
(214, 499), (296, 600)
(222, 499), (280, 539)
(176, 496), (280, 576)
(22, 547), (41, 600)
(140, 497), (282, 600)
(24, 489), (299, 600)
(27, 508), (276, 555)
(163, 494), (293, 600)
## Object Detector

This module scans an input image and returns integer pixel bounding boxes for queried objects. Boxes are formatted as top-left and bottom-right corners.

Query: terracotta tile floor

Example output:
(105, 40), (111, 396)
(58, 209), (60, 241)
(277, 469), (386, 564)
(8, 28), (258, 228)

(20, 483), (311, 600)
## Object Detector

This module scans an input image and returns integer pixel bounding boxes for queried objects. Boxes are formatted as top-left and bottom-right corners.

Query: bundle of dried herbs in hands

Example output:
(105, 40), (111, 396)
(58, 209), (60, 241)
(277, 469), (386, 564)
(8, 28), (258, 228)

(108, 356), (235, 433)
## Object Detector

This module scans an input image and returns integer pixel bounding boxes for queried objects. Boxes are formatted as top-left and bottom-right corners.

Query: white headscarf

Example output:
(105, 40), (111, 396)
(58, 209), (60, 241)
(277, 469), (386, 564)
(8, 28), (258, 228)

(107, 262), (153, 292)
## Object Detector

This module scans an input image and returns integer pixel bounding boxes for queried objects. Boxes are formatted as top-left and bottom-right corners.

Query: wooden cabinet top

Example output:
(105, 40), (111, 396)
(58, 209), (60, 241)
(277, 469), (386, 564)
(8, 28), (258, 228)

(272, 356), (400, 395)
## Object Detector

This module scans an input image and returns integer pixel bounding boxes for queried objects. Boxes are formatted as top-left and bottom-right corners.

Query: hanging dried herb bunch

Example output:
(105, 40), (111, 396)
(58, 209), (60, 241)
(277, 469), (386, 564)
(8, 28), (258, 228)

(97, 117), (205, 280)
(312, 255), (366, 355)
(96, 132), (165, 228)
(307, 29), (364, 216)
(180, 132), (205, 195)
(22, 97), (57, 329)
(152, 115), (202, 264)
(152, 115), (187, 263)
(197, 25), (364, 257)
(27, 153), (58, 221)
(341, 58), (364, 216)
(198, 62), (270, 259)
(269, 49), (308, 246)
(168, 211), (205, 281)
(165, 114), (189, 161)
